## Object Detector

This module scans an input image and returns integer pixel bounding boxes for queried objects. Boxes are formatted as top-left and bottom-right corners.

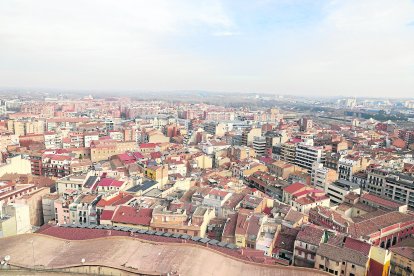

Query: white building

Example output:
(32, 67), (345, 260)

(84, 132), (99, 148)
(295, 142), (326, 172)
(326, 180), (361, 205)
(311, 162), (338, 192)
(253, 136), (267, 156)
(0, 203), (31, 237)
(202, 188), (232, 217)
(69, 194), (100, 225)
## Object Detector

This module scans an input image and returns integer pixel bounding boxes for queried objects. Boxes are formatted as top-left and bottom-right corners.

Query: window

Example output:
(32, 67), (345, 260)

(351, 264), (355, 269)
(319, 265), (324, 269)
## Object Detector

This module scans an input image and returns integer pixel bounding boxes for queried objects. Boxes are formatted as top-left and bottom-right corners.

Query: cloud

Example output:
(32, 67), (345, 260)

(0, 0), (413, 97)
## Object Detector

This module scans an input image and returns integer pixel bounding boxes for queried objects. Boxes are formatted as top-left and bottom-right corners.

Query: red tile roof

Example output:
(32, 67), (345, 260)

(112, 206), (153, 226)
(344, 237), (371, 256)
(296, 224), (324, 245)
(139, 143), (158, 149)
(96, 193), (134, 208)
(118, 153), (135, 162)
(150, 152), (162, 159)
(97, 178), (124, 188)
(222, 213), (238, 237)
(361, 193), (403, 209)
(283, 182), (306, 194)
(208, 188), (229, 198)
(133, 152), (145, 159)
(100, 210), (114, 220)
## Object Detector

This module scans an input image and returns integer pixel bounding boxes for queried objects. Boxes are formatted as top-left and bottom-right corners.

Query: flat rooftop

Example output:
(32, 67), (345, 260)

(0, 233), (329, 276)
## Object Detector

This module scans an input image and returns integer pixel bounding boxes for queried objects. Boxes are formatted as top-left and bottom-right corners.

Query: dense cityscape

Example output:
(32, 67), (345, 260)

(2, 0), (414, 275)
(0, 92), (413, 275)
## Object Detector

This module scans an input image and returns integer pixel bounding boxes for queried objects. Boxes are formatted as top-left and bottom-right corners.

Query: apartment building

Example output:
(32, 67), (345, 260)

(366, 165), (414, 209)
(338, 155), (370, 181)
(252, 136), (267, 156)
(326, 180), (361, 205)
(69, 194), (101, 225)
(280, 142), (296, 164)
(311, 162), (338, 192)
(241, 128), (262, 146)
(295, 143), (326, 172)
(269, 160), (296, 180)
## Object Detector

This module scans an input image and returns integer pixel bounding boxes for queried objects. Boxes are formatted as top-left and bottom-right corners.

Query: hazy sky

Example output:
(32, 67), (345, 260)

(1, 0), (414, 97)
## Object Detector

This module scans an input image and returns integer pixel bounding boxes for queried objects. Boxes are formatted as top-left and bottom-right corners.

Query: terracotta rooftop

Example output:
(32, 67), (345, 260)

(360, 193), (404, 209)
(317, 243), (368, 267)
(296, 224), (325, 246)
(112, 206), (153, 226)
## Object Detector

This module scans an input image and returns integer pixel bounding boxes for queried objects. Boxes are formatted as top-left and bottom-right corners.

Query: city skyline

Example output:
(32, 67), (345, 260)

(1, 0), (414, 97)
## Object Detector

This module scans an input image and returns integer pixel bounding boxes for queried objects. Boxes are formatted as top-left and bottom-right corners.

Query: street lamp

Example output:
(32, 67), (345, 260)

(31, 240), (35, 269)
(2, 255), (11, 269)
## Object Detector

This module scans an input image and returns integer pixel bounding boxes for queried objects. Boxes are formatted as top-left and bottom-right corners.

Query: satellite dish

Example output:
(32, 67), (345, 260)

(4, 255), (10, 262)
(81, 258), (85, 264)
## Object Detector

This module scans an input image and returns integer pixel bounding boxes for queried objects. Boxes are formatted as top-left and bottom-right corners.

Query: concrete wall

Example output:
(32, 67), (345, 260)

(0, 155), (31, 178)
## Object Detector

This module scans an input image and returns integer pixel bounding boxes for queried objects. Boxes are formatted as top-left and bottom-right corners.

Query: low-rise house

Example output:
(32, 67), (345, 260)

(150, 205), (214, 237)
(272, 226), (299, 264)
(234, 211), (262, 248)
(69, 194), (101, 225)
(293, 224), (326, 268)
(283, 182), (330, 214)
(239, 194), (268, 213)
(202, 188), (232, 217)
(255, 216), (280, 256)
(315, 237), (371, 276)
(390, 238), (414, 276)
(110, 206), (152, 230)
(221, 213), (238, 244)
(95, 177), (130, 193)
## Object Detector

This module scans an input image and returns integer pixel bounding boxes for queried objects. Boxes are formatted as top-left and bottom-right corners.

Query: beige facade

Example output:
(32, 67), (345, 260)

(150, 206), (214, 238)
(194, 154), (213, 169)
(14, 187), (50, 226)
(0, 203), (31, 237)
(390, 247), (414, 276)
(8, 119), (45, 136)
(91, 141), (137, 162)
(280, 142), (296, 164)
(269, 160), (295, 179)
(315, 253), (366, 276)
(242, 128), (262, 146)
(311, 162), (338, 192)
(0, 155), (31, 178)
